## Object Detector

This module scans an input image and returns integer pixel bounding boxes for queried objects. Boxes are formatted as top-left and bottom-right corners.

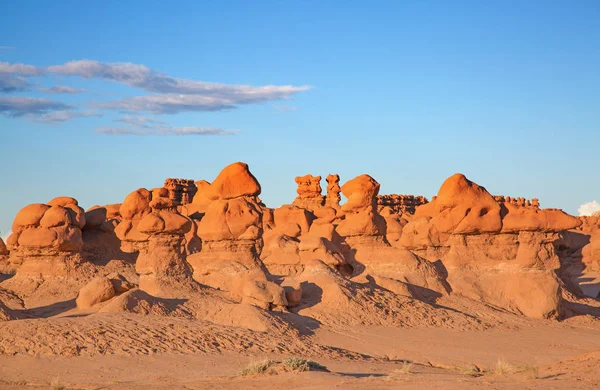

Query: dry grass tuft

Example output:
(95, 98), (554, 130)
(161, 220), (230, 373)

(51, 377), (66, 390)
(388, 360), (413, 379)
(493, 358), (519, 376)
(238, 358), (328, 376)
(238, 359), (277, 376)
(456, 364), (483, 377)
(282, 358), (328, 372)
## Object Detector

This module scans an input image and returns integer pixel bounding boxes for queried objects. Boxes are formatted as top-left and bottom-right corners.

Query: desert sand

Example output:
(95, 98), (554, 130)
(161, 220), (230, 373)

(1, 162), (599, 389)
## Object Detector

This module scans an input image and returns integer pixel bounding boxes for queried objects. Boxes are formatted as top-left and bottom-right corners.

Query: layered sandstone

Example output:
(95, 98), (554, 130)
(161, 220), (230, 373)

(186, 162), (266, 290)
(292, 174), (325, 211)
(6, 197), (86, 278)
(1, 162), (591, 322)
(377, 194), (428, 215)
(402, 174), (581, 318)
(163, 178), (197, 206)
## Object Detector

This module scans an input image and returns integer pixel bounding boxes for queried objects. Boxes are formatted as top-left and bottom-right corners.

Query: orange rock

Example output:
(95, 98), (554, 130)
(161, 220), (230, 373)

(85, 207), (108, 229)
(273, 205), (313, 237)
(120, 188), (152, 220)
(225, 198), (261, 238)
(197, 200), (234, 241)
(208, 162), (261, 200)
(12, 204), (50, 233)
(39, 206), (72, 228)
(415, 173), (502, 234)
(292, 174), (325, 210)
(341, 174), (380, 212)
(137, 213), (165, 234)
(76, 276), (116, 309)
(47, 196), (78, 207)
(17, 227), (57, 248)
(54, 226), (84, 251)
(501, 203), (581, 233)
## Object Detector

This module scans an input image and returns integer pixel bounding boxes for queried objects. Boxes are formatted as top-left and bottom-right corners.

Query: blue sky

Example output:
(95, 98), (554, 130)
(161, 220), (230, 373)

(1, 0), (599, 237)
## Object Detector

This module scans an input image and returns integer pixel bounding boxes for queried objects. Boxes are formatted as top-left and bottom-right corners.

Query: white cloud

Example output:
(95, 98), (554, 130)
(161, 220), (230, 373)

(95, 125), (236, 136)
(39, 85), (87, 94)
(0, 74), (31, 93)
(96, 93), (237, 114)
(0, 61), (43, 75)
(28, 109), (102, 124)
(578, 201), (600, 216)
(47, 60), (310, 99)
(115, 115), (166, 127)
(0, 97), (72, 117)
(0, 59), (311, 120)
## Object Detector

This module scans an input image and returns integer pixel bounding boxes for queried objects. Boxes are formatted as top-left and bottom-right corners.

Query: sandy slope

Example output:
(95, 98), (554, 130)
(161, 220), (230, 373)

(0, 297), (599, 390)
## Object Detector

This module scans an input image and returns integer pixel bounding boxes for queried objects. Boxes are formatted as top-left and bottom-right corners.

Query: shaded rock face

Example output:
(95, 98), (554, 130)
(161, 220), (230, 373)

(7, 197), (86, 278)
(400, 173), (582, 319)
(556, 216), (600, 299)
(136, 196), (193, 297)
(82, 204), (131, 265)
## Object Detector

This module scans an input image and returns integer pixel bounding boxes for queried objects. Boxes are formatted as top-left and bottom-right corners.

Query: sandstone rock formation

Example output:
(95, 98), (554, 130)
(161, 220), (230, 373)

(6, 197), (86, 278)
(377, 194), (428, 215)
(325, 174), (341, 208)
(1, 162), (592, 323)
(292, 174), (325, 211)
(402, 173), (581, 318)
(82, 204), (128, 264)
(76, 273), (134, 309)
(136, 195), (194, 296)
(163, 178), (197, 206)
(187, 162), (266, 290)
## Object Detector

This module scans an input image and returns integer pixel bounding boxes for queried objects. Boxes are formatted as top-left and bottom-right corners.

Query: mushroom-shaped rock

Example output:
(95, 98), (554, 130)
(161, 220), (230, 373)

(341, 174), (380, 212)
(120, 189), (152, 220)
(415, 173), (502, 234)
(208, 162), (261, 200)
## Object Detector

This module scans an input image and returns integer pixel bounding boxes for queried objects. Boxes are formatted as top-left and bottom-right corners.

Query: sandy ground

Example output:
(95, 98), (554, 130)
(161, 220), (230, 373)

(1, 312), (599, 390)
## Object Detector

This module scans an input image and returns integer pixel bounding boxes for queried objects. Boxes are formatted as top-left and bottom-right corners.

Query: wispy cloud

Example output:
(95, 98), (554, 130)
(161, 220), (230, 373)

(0, 62), (43, 75)
(95, 125), (236, 136)
(47, 60), (310, 98)
(0, 46), (15, 50)
(39, 85), (87, 94)
(96, 93), (238, 114)
(0, 59), (310, 123)
(0, 74), (32, 93)
(578, 201), (600, 216)
(0, 97), (72, 117)
(115, 115), (166, 127)
(28, 109), (102, 124)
